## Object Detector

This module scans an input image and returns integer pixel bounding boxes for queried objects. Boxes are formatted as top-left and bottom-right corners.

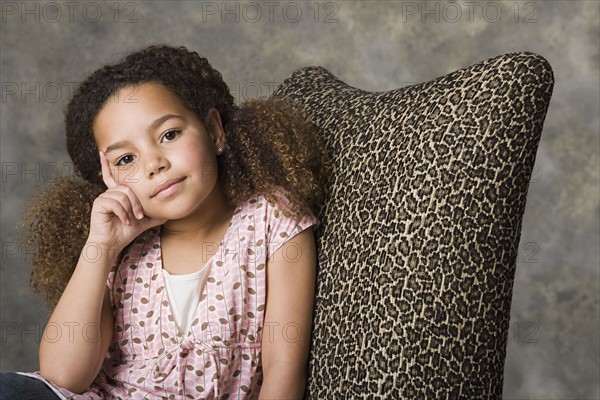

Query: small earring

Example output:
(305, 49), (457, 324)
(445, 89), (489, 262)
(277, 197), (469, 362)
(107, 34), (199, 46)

(217, 147), (223, 155)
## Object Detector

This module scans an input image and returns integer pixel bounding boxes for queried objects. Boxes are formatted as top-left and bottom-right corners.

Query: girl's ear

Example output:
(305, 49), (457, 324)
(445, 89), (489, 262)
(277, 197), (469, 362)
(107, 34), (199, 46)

(207, 107), (226, 149)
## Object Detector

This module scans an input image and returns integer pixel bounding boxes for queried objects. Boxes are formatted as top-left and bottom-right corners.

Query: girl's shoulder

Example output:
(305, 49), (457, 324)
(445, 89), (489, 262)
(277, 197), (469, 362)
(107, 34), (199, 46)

(245, 186), (319, 259)
(245, 185), (318, 226)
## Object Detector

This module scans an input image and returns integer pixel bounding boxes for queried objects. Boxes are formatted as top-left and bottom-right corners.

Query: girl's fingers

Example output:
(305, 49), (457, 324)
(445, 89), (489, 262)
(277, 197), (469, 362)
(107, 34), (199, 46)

(103, 187), (144, 221)
(102, 191), (135, 224)
(102, 197), (131, 226)
(113, 185), (144, 219)
(118, 185), (145, 220)
(99, 153), (145, 220)
(99, 151), (118, 189)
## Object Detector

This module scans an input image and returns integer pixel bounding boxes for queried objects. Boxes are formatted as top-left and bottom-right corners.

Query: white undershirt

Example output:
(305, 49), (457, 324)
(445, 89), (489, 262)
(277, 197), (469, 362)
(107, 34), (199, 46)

(162, 257), (214, 336)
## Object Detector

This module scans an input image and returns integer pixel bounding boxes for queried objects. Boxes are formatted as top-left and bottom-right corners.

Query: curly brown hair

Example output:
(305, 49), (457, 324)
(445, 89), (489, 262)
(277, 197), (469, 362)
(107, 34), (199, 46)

(20, 44), (328, 311)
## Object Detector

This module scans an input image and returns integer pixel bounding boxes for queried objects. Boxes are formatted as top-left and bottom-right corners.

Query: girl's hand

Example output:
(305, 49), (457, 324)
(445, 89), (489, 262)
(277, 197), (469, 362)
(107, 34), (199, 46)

(86, 151), (167, 256)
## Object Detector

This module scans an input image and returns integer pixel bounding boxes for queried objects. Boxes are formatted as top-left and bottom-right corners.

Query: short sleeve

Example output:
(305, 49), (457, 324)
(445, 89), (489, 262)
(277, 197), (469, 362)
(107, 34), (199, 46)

(106, 256), (119, 291)
(105, 245), (130, 291)
(265, 187), (320, 260)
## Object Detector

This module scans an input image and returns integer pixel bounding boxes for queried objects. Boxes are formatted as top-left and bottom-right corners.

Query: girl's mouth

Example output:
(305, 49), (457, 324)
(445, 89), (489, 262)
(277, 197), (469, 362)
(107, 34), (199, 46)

(152, 177), (186, 199)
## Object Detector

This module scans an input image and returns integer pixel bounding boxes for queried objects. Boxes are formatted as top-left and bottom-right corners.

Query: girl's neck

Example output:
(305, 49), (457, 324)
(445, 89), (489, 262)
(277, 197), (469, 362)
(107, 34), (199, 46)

(160, 186), (235, 242)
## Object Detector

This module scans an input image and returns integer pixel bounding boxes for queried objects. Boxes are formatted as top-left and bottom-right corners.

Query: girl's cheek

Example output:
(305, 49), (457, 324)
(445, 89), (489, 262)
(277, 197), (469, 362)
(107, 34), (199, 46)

(113, 166), (145, 201)
(115, 163), (140, 185)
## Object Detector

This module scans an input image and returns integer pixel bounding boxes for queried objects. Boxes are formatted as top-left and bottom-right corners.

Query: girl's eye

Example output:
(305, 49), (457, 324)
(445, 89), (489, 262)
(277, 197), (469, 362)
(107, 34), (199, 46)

(162, 130), (181, 142)
(116, 155), (134, 166)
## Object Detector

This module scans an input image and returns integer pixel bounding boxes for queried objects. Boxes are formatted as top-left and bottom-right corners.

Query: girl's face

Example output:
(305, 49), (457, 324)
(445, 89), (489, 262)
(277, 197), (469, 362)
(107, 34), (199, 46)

(92, 82), (225, 221)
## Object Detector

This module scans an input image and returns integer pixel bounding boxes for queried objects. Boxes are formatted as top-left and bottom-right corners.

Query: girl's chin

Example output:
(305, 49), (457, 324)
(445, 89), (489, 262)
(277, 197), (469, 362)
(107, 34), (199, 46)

(145, 204), (200, 223)
(148, 211), (192, 223)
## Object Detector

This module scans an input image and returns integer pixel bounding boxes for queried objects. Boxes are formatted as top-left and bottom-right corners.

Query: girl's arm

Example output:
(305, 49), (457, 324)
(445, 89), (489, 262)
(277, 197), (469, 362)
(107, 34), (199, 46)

(40, 152), (165, 393)
(39, 242), (115, 393)
(259, 227), (317, 399)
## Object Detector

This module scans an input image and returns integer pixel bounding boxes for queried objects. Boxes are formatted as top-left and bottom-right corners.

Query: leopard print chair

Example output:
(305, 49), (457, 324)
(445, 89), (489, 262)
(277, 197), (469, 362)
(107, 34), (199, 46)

(272, 51), (555, 399)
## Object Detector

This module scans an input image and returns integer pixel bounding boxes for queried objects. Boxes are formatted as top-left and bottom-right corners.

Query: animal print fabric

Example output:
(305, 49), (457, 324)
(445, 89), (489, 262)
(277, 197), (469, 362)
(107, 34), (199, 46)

(272, 52), (554, 399)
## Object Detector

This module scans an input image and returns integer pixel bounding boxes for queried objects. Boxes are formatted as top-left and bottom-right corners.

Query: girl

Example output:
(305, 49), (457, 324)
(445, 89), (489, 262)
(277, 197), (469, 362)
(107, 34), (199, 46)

(0, 44), (327, 399)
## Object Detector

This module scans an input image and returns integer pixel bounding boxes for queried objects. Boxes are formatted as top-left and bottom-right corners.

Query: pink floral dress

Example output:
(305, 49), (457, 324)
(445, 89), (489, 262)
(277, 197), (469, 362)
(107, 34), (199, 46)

(16, 187), (319, 399)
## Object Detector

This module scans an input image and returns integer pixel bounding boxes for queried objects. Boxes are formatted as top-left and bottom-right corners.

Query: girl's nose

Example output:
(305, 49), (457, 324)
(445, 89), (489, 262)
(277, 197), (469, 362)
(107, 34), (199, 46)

(145, 151), (169, 178)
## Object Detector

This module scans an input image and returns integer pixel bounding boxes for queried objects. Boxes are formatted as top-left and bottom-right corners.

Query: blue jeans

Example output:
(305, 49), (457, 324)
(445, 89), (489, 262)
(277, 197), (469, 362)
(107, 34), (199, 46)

(0, 372), (61, 400)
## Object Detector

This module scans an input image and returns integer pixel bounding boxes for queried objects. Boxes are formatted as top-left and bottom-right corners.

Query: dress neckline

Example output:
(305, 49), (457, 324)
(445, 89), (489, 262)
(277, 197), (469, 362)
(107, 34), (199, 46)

(162, 261), (211, 280)
(154, 202), (241, 339)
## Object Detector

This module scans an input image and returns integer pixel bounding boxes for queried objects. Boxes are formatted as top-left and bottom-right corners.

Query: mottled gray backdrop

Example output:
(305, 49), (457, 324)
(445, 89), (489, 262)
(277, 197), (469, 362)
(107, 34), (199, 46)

(1, 1), (598, 398)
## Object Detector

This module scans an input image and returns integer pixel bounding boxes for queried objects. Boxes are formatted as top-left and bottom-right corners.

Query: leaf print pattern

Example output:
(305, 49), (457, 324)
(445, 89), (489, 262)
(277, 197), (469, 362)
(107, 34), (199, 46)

(16, 186), (319, 400)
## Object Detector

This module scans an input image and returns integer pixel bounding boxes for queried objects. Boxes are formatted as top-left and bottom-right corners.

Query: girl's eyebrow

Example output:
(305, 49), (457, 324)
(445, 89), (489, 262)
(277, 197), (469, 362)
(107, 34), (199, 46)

(104, 114), (184, 154)
(149, 114), (183, 132)
(104, 140), (130, 154)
